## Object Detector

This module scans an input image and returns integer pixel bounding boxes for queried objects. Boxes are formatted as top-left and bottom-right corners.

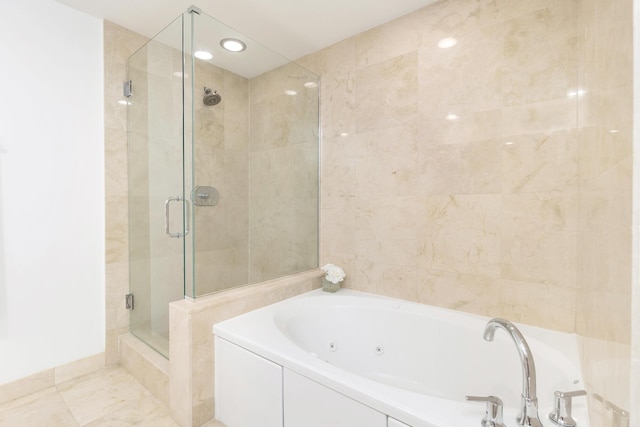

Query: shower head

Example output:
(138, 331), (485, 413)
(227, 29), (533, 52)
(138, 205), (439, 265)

(203, 87), (221, 106)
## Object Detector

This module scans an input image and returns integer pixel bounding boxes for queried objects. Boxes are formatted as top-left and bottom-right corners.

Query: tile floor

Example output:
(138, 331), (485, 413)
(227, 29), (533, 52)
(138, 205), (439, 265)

(0, 366), (225, 427)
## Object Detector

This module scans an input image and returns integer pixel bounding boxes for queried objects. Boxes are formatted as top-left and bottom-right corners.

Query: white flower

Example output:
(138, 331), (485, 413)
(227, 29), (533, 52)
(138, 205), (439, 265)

(321, 263), (346, 284)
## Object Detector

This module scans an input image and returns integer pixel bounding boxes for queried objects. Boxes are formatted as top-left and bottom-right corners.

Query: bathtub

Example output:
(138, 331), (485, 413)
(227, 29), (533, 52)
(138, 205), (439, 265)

(213, 289), (589, 427)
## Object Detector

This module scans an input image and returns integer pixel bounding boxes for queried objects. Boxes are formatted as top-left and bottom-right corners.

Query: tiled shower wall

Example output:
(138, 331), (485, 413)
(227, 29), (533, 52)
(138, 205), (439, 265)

(298, 0), (634, 422)
(193, 61), (250, 295)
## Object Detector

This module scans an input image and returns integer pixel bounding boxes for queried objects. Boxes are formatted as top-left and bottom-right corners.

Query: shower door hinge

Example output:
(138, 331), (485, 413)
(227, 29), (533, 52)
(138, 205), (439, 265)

(125, 293), (134, 310)
(187, 5), (201, 14)
(123, 80), (132, 98)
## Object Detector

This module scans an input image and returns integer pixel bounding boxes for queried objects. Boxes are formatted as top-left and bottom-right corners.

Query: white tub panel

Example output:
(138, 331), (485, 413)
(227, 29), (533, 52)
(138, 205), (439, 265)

(215, 337), (283, 427)
(284, 368), (386, 427)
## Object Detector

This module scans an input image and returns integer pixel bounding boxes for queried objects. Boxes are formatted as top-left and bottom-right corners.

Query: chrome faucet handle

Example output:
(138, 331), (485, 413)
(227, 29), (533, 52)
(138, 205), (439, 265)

(466, 395), (506, 427)
(548, 390), (587, 427)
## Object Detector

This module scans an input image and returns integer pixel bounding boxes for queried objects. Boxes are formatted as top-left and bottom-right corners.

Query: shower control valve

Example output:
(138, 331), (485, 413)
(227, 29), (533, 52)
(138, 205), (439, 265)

(549, 389), (586, 427)
(466, 395), (505, 427)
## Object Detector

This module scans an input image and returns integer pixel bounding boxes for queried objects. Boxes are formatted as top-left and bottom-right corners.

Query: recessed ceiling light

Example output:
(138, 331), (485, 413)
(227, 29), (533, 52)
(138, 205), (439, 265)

(284, 90), (297, 96)
(438, 37), (458, 49)
(446, 113), (459, 121)
(304, 81), (318, 89)
(194, 50), (213, 60)
(608, 129), (620, 134)
(220, 38), (246, 52)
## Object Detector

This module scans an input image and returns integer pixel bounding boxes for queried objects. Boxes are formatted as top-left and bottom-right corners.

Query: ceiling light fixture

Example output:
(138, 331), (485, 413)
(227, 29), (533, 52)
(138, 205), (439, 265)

(220, 38), (246, 52)
(194, 50), (213, 60)
(304, 81), (318, 89)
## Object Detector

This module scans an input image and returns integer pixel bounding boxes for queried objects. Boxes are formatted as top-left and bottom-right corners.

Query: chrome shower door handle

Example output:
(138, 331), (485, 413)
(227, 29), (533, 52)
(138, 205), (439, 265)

(164, 196), (188, 238)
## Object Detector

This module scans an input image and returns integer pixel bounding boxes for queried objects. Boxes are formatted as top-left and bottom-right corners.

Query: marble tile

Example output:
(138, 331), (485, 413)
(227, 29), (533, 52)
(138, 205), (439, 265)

(417, 0), (504, 45)
(58, 367), (150, 426)
(0, 388), (78, 427)
(355, 196), (425, 267)
(354, 126), (419, 198)
(500, 192), (577, 287)
(320, 197), (357, 260)
(353, 261), (420, 302)
(82, 395), (178, 427)
(105, 262), (129, 332)
(418, 24), (503, 116)
(502, 129), (578, 194)
(0, 369), (54, 406)
(320, 71), (356, 138)
(502, 5), (579, 106)
(500, 279), (575, 332)
(421, 194), (501, 278)
(105, 194), (128, 265)
(321, 134), (358, 199)
(417, 109), (502, 147)
(355, 53), (418, 132)
(501, 98), (577, 137)
(417, 269), (502, 317)
(421, 138), (503, 195)
(105, 126), (129, 198)
(579, 0), (632, 91)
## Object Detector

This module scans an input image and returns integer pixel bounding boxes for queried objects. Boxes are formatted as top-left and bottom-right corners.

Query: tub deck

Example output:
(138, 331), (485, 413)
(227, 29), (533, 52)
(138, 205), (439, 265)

(214, 289), (589, 427)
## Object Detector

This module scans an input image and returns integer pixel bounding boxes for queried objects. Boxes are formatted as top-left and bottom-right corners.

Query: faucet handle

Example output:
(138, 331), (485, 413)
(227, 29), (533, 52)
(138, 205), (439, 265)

(549, 390), (587, 427)
(466, 395), (506, 427)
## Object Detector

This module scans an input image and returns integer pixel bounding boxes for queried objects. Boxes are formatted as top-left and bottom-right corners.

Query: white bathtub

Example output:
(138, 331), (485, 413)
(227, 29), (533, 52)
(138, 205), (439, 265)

(214, 289), (589, 427)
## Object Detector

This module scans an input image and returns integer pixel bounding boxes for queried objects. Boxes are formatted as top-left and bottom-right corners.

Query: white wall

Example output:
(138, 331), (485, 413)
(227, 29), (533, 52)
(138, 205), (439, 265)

(0, 0), (104, 384)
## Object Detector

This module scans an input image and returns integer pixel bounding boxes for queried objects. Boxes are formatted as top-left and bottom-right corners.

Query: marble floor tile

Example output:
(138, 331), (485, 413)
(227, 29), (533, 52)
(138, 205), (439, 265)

(0, 388), (79, 427)
(82, 395), (178, 427)
(57, 366), (151, 425)
(0, 366), (226, 427)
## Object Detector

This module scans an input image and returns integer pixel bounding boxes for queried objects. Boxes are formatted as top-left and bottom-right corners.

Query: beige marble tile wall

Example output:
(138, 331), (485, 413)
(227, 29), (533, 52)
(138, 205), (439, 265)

(248, 63), (320, 283)
(295, 0), (634, 424)
(193, 61), (250, 296)
(575, 0), (633, 422)
(104, 21), (148, 364)
(299, 0), (582, 331)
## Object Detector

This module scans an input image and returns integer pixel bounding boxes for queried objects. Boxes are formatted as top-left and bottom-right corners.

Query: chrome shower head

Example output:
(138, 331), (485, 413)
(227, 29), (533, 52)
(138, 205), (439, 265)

(203, 87), (221, 106)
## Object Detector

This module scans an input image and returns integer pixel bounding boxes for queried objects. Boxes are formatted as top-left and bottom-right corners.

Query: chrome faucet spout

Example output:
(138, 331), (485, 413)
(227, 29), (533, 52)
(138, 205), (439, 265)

(484, 318), (543, 427)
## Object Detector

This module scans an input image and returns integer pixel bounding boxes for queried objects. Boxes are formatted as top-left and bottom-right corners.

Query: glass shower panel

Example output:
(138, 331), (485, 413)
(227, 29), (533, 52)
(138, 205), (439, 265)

(188, 11), (319, 296)
(248, 64), (320, 284)
(127, 15), (186, 358)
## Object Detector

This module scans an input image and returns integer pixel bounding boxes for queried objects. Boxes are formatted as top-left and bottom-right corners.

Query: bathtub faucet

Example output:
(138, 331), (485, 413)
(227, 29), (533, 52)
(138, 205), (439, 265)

(484, 318), (543, 427)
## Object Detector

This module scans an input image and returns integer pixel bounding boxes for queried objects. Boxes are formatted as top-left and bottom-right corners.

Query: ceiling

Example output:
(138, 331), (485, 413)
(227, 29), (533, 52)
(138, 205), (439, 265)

(55, 0), (437, 62)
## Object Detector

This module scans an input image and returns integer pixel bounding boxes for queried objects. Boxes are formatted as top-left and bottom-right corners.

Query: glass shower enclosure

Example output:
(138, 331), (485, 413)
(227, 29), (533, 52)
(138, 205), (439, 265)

(126, 7), (319, 357)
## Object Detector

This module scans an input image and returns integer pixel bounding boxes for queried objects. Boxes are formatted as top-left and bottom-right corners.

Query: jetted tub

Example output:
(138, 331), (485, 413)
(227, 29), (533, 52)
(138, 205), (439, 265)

(213, 289), (590, 427)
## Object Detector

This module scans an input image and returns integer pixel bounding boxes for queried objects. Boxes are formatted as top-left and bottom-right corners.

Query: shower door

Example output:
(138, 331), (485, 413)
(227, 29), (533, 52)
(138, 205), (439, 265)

(126, 15), (188, 358)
